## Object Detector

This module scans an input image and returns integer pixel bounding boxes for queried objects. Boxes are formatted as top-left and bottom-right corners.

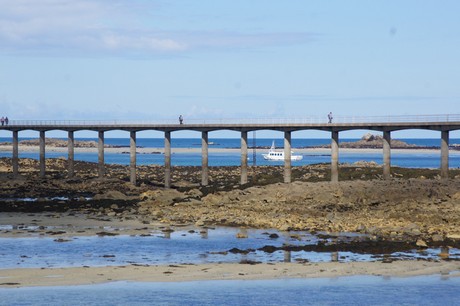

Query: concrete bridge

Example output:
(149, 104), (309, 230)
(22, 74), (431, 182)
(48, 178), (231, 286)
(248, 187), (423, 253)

(1, 114), (460, 187)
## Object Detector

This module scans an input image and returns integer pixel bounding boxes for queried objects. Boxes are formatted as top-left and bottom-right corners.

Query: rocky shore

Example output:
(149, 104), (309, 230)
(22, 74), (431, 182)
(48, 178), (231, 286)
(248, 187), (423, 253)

(1, 156), (460, 287)
(1, 157), (460, 248)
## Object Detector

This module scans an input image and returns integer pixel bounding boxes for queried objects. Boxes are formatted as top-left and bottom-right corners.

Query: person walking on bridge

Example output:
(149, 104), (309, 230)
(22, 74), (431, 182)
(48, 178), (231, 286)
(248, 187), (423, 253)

(328, 112), (333, 124)
(179, 115), (184, 125)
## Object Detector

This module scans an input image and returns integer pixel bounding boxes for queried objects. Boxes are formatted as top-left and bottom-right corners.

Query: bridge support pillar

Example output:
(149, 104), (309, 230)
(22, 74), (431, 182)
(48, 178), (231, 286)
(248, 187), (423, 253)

(68, 131), (74, 178)
(12, 130), (19, 178)
(331, 130), (339, 183)
(284, 131), (292, 183)
(165, 131), (171, 188)
(98, 131), (105, 177)
(383, 130), (391, 179)
(202, 131), (209, 186)
(441, 130), (449, 180)
(241, 131), (248, 185)
(39, 131), (46, 178)
(130, 131), (137, 185)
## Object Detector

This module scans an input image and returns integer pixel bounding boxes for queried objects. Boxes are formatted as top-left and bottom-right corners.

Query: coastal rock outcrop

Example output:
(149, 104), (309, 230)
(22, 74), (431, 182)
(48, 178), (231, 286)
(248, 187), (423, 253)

(340, 134), (419, 149)
(314, 133), (421, 149)
(1, 157), (460, 245)
(135, 178), (460, 244)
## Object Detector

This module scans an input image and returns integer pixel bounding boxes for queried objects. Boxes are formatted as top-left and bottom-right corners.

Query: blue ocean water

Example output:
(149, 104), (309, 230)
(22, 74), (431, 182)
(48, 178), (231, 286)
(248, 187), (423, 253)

(1, 138), (459, 168)
(0, 276), (459, 306)
(2, 137), (457, 149)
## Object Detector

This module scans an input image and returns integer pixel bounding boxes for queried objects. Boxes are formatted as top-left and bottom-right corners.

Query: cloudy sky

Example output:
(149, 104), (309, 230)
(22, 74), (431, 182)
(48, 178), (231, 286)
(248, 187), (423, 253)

(0, 0), (459, 137)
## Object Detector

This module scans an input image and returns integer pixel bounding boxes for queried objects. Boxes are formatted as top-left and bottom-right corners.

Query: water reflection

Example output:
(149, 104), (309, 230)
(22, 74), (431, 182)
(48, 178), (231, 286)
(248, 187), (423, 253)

(439, 246), (450, 259)
(0, 227), (458, 269)
(200, 228), (208, 239)
(331, 251), (339, 262)
(283, 244), (291, 263)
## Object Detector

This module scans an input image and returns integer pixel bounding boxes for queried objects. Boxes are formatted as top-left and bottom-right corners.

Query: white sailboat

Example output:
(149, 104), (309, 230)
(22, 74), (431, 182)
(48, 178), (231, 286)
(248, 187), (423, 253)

(262, 141), (303, 161)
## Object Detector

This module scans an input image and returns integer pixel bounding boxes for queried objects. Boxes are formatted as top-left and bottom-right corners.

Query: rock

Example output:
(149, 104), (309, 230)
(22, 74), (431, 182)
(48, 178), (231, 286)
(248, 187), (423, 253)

(452, 192), (460, 200)
(279, 224), (291, 231)
(151, 210), (164, 219)
(96, 231), (119, 236)
(416, 239), (428, 248)
(140, 189), (186, 203)
(195, 219), (205, 227)
(362, 133), (377, 141)
(93, 190), (128, 201)
(54, 238), (72, 243)
(185, 189), (203, 198)
(236, 232), (248, 239)
(446, 233), (460, 240)
(431, 234), (444, 242)
(172, 180), (200, 188)
(353, 161), (379, 167)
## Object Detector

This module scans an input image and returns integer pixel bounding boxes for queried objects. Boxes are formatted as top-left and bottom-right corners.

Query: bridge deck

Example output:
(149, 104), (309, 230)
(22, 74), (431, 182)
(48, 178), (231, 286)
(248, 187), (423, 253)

(1, 114), (460, 132)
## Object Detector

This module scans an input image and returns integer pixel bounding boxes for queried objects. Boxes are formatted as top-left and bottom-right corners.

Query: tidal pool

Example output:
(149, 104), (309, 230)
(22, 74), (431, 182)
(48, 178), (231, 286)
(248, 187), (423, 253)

(0, 227), (458, 269)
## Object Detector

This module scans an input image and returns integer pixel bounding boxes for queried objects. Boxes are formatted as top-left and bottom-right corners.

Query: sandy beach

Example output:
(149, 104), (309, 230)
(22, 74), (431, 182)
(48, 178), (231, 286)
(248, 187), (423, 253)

(2, 261), (459, 288)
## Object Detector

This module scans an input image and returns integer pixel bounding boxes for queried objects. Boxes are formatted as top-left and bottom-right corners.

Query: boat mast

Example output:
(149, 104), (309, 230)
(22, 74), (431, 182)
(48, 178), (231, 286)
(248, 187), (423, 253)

(252, 131), (257, 181)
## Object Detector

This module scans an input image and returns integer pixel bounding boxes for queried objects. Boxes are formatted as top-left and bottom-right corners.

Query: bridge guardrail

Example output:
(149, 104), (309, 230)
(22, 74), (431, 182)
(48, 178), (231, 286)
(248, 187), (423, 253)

(1, 114), (460, 126)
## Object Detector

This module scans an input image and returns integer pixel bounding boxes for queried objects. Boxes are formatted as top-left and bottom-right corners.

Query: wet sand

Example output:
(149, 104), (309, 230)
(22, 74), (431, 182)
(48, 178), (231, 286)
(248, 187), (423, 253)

(1, 261), (459, 288)
(0, 212), (166, 238)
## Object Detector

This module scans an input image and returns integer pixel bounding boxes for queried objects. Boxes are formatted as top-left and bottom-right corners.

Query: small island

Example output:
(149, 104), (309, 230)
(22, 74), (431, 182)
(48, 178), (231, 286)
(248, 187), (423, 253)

(312, 133), (441, 150)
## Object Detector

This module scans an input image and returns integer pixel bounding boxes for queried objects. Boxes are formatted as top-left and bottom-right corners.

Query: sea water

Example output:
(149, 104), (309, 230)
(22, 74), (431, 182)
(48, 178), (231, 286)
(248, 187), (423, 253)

(0, 276), (459, 305)
(1, 138), (460, 168)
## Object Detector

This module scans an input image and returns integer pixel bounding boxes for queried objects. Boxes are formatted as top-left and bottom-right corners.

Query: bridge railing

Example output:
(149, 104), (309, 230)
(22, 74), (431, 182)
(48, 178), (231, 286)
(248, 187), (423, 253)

(2, 114), (460, 126)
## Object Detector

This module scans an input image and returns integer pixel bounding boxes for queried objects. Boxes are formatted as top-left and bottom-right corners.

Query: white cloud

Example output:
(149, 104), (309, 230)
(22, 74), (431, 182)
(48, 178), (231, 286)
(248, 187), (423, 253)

(0, 0), (187, 55)
(0, 0), (314, 57)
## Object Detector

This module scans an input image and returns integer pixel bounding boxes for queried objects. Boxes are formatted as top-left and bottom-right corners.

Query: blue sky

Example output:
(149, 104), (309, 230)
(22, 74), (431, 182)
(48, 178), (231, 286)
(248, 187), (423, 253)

(0, 0), (459, 138)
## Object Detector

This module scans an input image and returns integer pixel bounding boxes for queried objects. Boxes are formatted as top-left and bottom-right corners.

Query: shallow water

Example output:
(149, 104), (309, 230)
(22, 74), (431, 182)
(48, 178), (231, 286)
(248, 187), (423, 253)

(2, 137), (460, 168)
(0, 228), (458, 269)
(2, 150), (460, 168)
(0, 276), (459, 306)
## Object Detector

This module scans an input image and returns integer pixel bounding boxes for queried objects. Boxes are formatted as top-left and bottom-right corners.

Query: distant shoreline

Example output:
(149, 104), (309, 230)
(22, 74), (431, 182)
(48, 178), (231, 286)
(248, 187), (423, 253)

(1, 145), (459, 155)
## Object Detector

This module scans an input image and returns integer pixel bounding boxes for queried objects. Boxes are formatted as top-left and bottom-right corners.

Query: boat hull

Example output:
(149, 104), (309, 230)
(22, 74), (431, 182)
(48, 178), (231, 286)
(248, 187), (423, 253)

(262, 140), (303, 161)
(262, 154), (303, 161)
